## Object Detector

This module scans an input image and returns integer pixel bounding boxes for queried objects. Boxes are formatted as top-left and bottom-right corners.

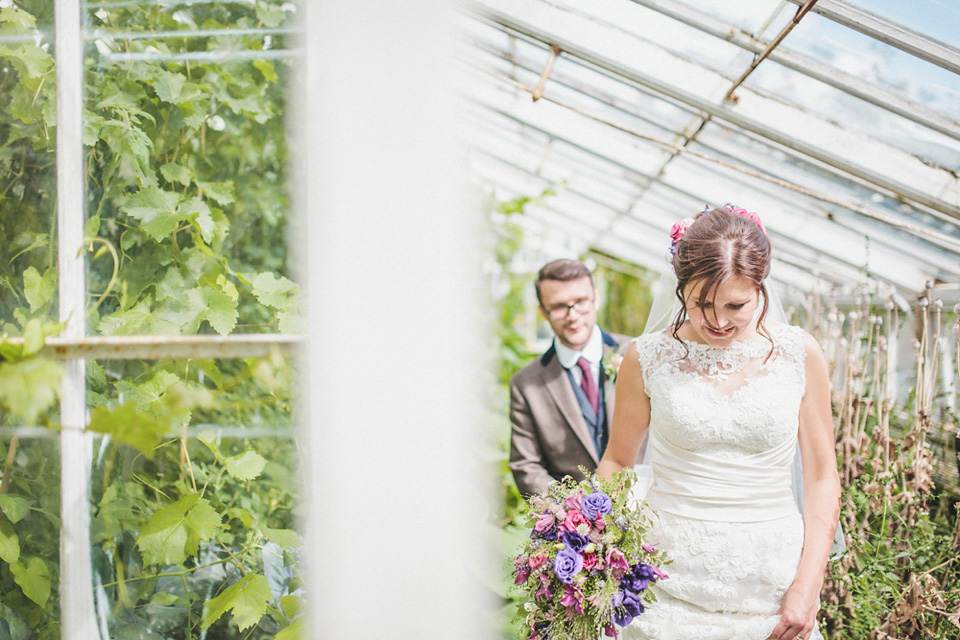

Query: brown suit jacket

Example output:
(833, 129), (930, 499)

(509, 330), (630, 496)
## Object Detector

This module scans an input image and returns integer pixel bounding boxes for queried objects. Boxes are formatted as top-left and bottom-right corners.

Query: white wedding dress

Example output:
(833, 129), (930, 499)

(623, 323), (824, 640)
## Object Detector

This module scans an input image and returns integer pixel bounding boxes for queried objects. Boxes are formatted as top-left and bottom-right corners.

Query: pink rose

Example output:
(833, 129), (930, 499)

(534, 512), (556, 533)
(561, 509), (590, 532)
(529, 553), (548, 570)
(582, 552), (598, 571)
(669, 217), (695, 242)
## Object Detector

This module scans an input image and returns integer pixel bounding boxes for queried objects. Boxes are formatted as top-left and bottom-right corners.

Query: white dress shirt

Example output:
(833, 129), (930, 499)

(554, 325), (603, 389)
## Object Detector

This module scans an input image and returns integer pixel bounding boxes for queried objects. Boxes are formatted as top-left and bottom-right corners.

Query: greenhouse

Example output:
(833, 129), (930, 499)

(0, 0), (957, 639)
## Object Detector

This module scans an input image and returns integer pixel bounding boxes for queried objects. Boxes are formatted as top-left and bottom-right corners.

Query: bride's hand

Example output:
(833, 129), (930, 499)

(768, 585), (819, 640)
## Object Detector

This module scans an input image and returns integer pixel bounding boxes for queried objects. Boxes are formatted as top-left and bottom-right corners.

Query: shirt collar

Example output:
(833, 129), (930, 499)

(554, 325), (603, 370)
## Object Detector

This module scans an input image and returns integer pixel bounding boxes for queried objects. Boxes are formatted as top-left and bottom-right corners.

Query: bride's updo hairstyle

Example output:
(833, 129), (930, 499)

(670, 205), (772, 349)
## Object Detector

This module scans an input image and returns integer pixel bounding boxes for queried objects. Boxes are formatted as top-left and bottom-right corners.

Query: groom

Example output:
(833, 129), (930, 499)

(509, 259), (629, 497)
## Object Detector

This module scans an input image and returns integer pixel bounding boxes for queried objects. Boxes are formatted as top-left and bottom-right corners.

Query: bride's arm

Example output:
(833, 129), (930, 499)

(771, 332), (842, 640)
(597, 341), (651, 480)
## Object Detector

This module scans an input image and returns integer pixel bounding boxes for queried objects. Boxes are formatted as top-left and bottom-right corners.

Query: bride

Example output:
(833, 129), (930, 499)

(597, 205), (841, 640)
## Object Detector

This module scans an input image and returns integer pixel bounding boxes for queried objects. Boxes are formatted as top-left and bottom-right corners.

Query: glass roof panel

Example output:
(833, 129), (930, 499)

(674, 0), (793, 36)
(788, 11), (960, 121)
(845, 0), (960, 48)
(744, 62), (960, 170)
(560, 0), (755, 77)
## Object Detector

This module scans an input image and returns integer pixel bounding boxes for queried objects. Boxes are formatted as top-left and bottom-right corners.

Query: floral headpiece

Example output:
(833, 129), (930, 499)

(721, 204), (766, 235)
(668, 204), (766, 256)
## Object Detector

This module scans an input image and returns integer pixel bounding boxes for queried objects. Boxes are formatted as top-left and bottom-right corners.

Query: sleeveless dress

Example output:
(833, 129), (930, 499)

(623, 323), (824, 640)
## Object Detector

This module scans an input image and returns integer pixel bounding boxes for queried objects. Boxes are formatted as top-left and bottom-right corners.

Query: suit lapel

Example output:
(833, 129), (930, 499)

(541, 355), (599, 463)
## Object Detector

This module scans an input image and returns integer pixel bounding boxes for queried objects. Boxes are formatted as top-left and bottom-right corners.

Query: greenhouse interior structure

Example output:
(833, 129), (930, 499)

(0, 0), (958, 638)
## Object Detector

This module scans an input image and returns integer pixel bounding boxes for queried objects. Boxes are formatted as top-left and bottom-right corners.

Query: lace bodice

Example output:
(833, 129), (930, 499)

(635, 323), (806, 457)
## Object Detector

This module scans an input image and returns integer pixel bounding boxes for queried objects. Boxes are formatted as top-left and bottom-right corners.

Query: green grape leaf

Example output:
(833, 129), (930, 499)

(279, 595), (303, 619)
(23, 266), (56, 312)
(136, 494), (196, 566)
(150, 591), (180, 606)
(253, 59), (277, 83)
(122, 187), (185, 241)
(196, 180), (235, 206)
(11, 557), (49, 607)
(21, 317), (45, 356)
(262, 527), (302, 550)
(0, 520), (20, 563)
(0, 358), (62, 424)
(0, 495), (30, 524)
(183, 496), (222, 558)
(256, 3), (287, 28)
(246, 272), (299, 310)
(0, 7), (38, 30)
(201, 573), (271, 631)
(225, 451), (266, 481)
(88, 403), (169, 454)
(160, 162), (193, 187)
(275, 616), (305, 640)
(152, 70), (186, 103)
(202, 286), (238, 335)
(137, 494), (222, 567)
(180, 197), (214, 243)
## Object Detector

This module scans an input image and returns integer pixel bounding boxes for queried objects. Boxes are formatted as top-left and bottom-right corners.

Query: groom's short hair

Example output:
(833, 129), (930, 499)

(535, 259), (594, 306)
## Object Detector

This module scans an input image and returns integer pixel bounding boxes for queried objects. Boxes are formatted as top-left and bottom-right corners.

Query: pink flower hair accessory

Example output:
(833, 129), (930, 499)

(668, 216), (696, 256)
(721, 204), (766, 235)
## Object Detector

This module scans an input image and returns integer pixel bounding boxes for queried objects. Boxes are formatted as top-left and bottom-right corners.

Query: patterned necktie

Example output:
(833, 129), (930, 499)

(576, 357), (599, 413)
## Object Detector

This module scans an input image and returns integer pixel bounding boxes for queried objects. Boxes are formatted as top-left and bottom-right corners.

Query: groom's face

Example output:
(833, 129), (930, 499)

(539, 276), (598, 351)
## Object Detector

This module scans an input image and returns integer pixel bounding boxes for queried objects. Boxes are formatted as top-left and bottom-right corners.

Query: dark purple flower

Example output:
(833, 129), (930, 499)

(621, 563), (658, 593)
(581, 491), (613, 520)
(514, 567), (531, 584)
(611, 590), (644, 626)
(553, 547), (583, 584)
(561, 530), (588, 553)
(531, 523), (559, 541)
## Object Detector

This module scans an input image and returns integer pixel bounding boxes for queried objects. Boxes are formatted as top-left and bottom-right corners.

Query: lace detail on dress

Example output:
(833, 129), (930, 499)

(634, 324), (806, 456)
(622, 511), (824, 640)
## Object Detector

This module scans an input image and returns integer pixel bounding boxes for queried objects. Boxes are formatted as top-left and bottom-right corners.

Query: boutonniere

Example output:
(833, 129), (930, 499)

(602, 351), (624, 384)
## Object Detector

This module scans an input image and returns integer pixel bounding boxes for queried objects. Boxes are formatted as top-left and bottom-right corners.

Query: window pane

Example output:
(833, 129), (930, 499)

(89, 355), (297, 639)
(0, 4), (58, 331)
(83, 2), (298, 338)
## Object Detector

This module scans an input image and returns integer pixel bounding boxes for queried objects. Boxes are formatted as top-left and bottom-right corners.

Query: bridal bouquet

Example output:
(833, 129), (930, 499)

(512, 468), (668, 639)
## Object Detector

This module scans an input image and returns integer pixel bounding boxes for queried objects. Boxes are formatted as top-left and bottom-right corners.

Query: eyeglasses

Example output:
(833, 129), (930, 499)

(544, 297), (594, 319)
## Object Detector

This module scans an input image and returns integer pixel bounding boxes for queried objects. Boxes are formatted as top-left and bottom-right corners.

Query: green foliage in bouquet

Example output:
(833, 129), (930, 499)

(511, 468), (669, 640)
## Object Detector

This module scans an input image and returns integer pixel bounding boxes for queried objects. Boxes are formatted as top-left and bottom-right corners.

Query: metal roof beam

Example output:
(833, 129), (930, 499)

(629, 0), (960, 143)
(785, 0), (960, 75)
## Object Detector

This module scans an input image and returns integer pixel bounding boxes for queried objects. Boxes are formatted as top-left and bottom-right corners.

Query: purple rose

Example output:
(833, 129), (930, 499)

(561, 531), (588, 553)
(553, 547), (583, 584)
(611, 590), (644, 626)
(581, 491), (613, 520)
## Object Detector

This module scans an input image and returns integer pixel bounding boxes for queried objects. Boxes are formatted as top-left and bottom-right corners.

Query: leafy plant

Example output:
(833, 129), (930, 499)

(0, 1), (305, 637)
